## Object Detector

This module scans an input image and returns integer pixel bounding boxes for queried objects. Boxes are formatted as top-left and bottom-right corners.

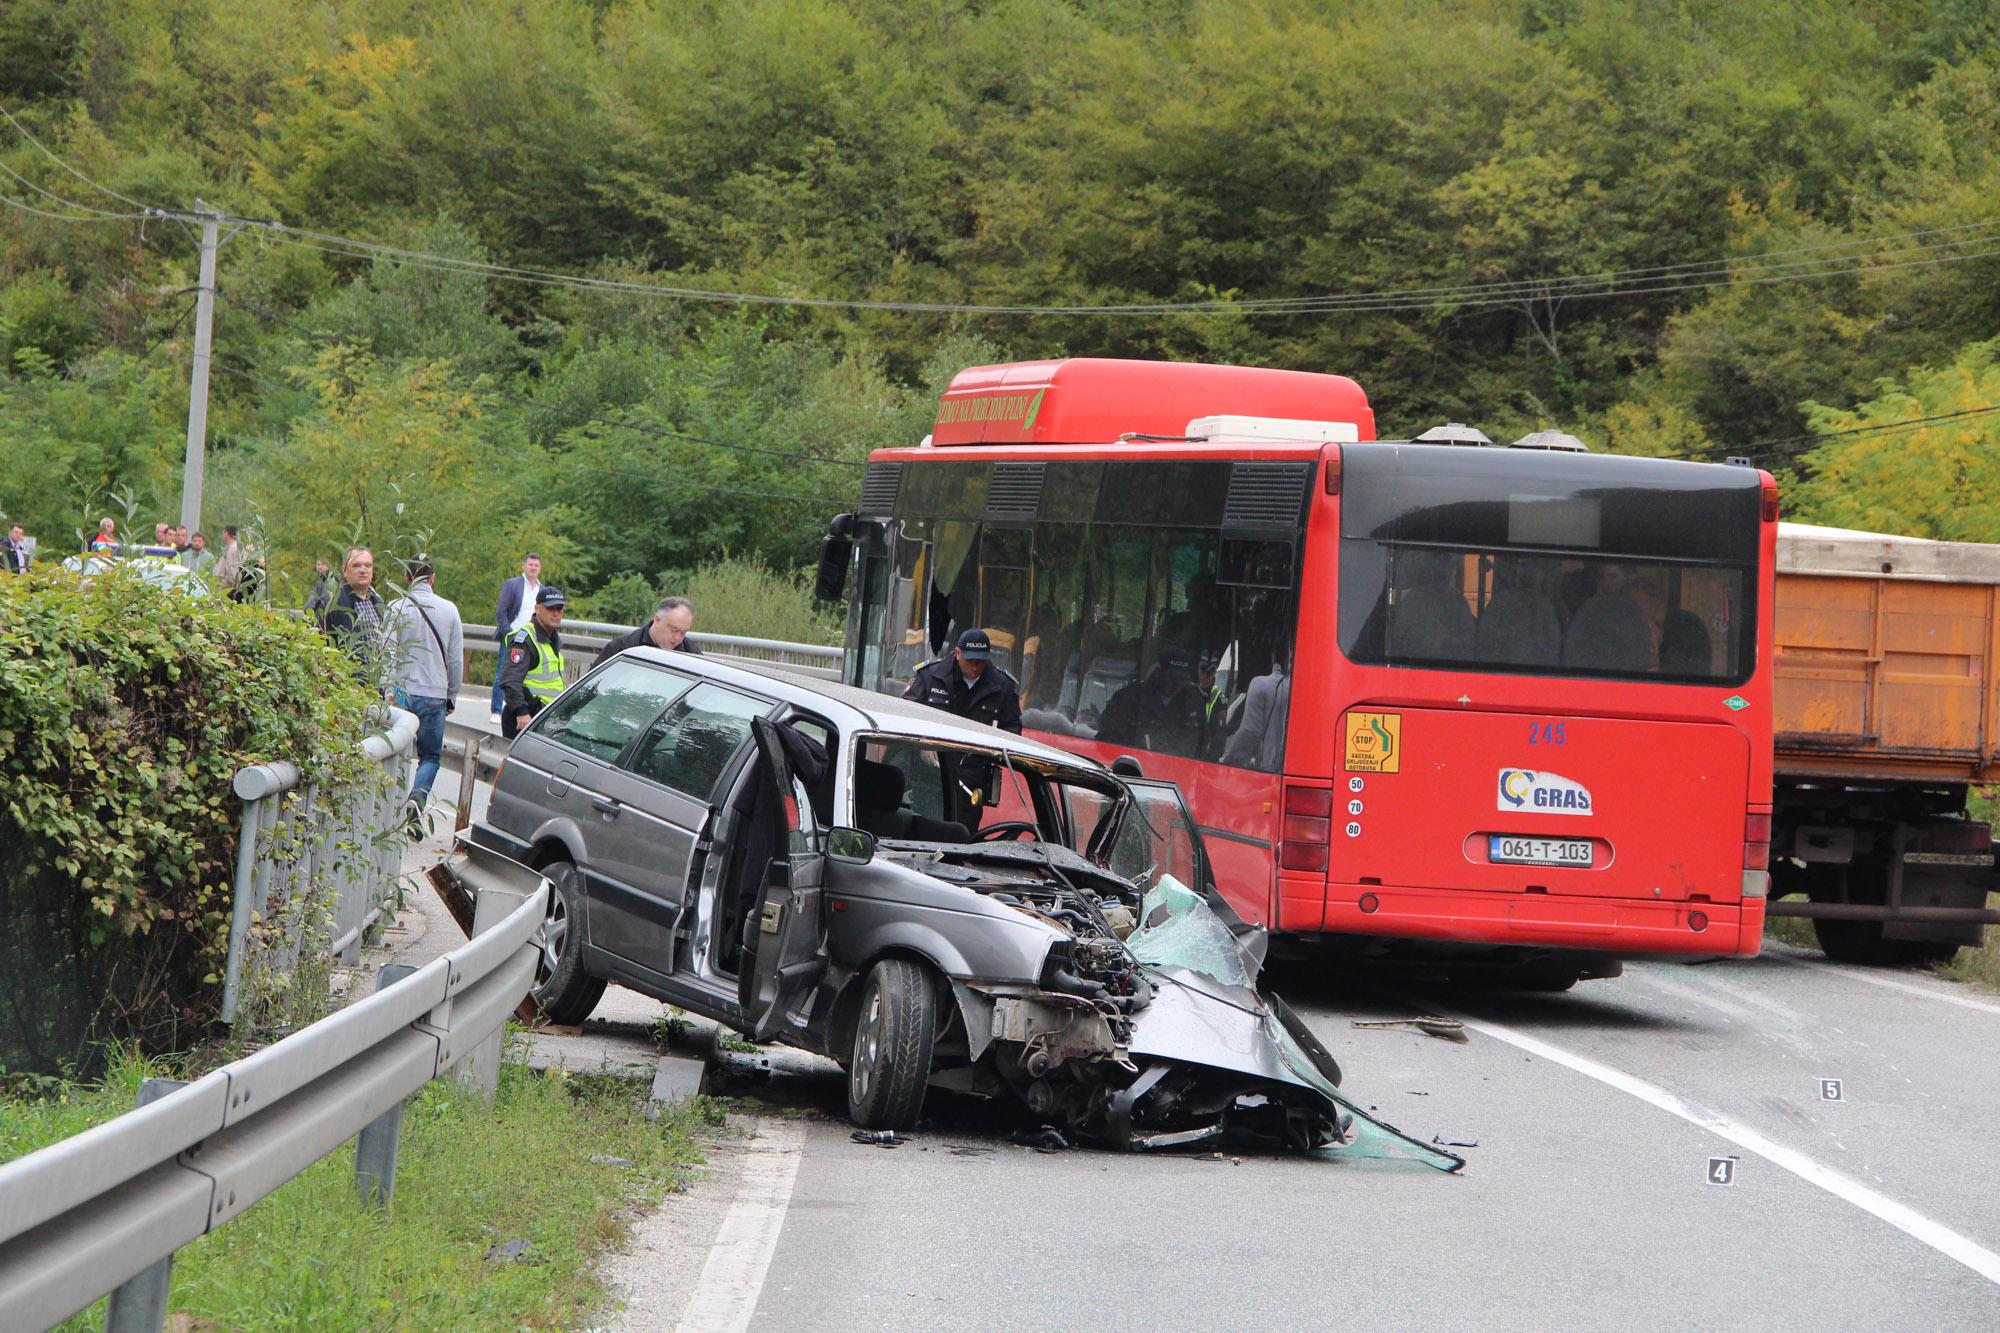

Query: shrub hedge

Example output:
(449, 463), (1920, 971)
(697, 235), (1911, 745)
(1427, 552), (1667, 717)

(0, 566), (377, 1071)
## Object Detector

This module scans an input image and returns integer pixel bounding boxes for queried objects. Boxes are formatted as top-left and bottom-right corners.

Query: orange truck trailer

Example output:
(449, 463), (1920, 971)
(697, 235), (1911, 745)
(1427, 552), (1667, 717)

(1768, 521), (2000, 964)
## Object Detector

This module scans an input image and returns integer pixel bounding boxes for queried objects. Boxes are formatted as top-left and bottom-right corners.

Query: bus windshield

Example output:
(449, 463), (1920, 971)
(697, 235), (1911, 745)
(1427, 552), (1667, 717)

(1337, 444), (1761, 685)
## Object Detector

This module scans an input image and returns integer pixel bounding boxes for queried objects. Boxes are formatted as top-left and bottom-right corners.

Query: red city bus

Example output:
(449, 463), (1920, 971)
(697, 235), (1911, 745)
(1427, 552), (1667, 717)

(822, 358), (1777, 984)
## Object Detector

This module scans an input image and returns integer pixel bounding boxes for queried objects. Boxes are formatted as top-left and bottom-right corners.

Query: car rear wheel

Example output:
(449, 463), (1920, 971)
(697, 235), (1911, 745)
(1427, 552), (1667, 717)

(846, 958), (937, 1131)
(534, 860), (606, 1025)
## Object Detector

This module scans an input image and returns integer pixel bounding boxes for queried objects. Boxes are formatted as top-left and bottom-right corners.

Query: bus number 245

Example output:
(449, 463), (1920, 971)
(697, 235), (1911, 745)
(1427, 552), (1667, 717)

(1528, 721), (1567, 746)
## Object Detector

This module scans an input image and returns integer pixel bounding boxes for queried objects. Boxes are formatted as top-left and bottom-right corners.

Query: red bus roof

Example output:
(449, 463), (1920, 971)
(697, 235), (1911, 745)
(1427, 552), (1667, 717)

(930, 358), (1375, 446)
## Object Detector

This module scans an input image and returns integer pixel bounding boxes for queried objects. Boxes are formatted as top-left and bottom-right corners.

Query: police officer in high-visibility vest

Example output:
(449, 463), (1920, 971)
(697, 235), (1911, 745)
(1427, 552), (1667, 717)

(499, 585), (568, 739)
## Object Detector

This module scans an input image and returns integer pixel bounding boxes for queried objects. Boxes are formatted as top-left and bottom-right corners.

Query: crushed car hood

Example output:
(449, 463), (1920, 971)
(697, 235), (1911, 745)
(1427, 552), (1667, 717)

(892, 843), (1460, 1169)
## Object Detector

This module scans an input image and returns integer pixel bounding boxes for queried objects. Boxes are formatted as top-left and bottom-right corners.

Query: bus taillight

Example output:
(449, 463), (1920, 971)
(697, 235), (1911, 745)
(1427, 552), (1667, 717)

(1744, 812), (1771, 870)
(1324, 446), (1343, 495)
(1281, 785), (1332, 872)
(1762, 476), (1780, 523)
(1743, 809), (1772, 898)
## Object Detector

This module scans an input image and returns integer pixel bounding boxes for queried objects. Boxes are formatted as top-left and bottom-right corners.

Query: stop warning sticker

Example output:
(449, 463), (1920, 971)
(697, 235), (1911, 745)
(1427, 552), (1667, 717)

(1344, 712), (1402, 773)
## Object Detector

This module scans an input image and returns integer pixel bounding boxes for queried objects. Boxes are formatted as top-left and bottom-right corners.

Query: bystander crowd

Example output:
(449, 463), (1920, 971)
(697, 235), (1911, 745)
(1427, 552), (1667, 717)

(498, 586), (567, 739)
(492, 552), (543, 721)
(303, 556), (338, 618)
(598, 596), (702, 661)
(321, 546), (387, 679)
(388, 554), (464, 826)
(181, 531), (216, 578)
(213, 524), (246, 596)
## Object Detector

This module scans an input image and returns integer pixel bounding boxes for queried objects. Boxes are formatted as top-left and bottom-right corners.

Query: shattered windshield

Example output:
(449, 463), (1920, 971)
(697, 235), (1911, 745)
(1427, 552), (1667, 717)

(1127, 877), (1255, 989)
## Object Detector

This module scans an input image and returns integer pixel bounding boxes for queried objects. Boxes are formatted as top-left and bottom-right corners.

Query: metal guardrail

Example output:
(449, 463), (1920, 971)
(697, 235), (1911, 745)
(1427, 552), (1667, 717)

(220, 707), (420, 1023)
(0, 869), (549, 1333)
(462, 621), (842, 682)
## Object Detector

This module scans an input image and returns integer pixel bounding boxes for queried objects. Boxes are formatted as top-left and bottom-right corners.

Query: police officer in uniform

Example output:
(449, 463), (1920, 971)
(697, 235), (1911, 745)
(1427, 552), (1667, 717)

(902, 628), (1023, 733)
(499, 585), (568, 739)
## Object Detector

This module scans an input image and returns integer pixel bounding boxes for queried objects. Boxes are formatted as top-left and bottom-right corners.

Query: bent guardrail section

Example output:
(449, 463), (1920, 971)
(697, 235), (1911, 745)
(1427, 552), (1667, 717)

(0, 874), (548, 1333)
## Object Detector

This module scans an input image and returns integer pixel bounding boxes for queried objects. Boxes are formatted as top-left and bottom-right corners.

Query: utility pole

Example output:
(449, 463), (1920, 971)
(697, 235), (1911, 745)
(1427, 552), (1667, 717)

(177, 203), (220, 535)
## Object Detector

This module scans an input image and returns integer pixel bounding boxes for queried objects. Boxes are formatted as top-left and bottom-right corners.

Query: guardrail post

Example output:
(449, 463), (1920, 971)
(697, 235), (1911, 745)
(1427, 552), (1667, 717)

(354, 964), (418, 1208)
(219, 796), (264, 1024)
(455, 884), (531, 1101)
(454, 732), (483, 835)
(102, 1078), (189, 1333)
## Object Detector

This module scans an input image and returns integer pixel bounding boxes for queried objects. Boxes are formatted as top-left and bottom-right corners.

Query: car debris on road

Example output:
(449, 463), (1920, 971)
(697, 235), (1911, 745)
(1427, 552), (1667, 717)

(1352, 1017), (1471, 1044)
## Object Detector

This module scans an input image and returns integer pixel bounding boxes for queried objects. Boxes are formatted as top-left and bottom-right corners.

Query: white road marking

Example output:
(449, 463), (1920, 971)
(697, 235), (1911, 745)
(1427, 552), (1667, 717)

(1780, 954), (2000, 1019)
(1446, 1008), (2000, 1288)
(673, 1117), (807, 1333)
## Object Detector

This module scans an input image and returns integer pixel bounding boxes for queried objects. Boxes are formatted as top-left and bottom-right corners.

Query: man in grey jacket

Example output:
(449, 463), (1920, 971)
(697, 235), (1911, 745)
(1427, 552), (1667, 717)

(389, 555), (465, 817)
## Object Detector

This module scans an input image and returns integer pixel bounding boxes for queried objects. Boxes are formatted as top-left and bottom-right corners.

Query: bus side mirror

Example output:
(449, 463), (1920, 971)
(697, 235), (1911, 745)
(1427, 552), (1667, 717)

(814, 533), (852, 603)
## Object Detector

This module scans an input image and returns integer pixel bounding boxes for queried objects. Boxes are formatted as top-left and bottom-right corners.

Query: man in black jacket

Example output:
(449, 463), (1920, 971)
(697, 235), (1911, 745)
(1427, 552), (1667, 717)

(902, 628), (1022, 734)
(320, 546), (387, 681)
(597, 596), (703, 663)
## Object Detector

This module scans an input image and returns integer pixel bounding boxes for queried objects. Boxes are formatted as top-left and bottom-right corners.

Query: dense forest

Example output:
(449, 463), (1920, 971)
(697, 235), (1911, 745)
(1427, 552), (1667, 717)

(0, 0), (1997, 611)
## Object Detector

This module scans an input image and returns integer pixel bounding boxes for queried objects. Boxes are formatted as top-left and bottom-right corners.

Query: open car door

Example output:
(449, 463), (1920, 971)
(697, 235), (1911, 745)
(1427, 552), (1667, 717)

(1098, 777), (1268, 971)
(738, 716), (829, 1043)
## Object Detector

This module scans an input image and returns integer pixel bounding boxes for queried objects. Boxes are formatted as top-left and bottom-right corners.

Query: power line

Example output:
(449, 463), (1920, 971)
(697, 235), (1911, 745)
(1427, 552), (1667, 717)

(1713, 403), (2000, 467)
(0, 189), (147, 223)
(0, 104), (157, 211)
(5, 96), (1999, 319)
(215, 289), (869, 468)
(234, 216), (2000, 318)
(209, 359), (849, 508)
(0, 158), (141, 219)
(132, 298), (199, 364)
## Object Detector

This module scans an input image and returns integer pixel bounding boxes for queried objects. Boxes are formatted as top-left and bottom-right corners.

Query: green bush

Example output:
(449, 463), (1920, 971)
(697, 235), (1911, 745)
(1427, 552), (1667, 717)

(571, 554), (842, 646)
(0, 274), (93, 373)
(0, 566), (378, 1070)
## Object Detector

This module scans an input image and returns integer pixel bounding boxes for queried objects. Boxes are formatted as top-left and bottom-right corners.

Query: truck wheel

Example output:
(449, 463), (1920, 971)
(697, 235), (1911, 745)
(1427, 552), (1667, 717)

(1808, 915), (1956, 968)
(846, 958), (936, 1131)
(534, 860), (607, 1025)
(1811, 916), (1903, 966)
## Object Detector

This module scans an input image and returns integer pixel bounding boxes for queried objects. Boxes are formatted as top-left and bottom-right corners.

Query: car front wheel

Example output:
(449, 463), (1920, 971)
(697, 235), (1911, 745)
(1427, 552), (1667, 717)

(533, 860), (606, 1025)
(846, 958), (937, 1131)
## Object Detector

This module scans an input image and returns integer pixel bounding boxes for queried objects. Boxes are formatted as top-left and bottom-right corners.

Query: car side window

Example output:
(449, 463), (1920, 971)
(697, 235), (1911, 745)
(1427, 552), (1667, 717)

(627, 683), (770, 798)
(533, 661), (693, 764)
(1114, 785), (1202, 891)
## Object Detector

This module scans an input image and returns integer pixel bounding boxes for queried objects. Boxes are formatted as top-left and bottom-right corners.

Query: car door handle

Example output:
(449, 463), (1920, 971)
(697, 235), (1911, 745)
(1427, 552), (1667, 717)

(590, 798), (621, 818)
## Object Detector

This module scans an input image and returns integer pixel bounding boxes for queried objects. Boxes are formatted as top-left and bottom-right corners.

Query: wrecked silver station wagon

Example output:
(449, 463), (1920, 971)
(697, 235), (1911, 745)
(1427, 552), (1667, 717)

(457, 649), (1455, 1163)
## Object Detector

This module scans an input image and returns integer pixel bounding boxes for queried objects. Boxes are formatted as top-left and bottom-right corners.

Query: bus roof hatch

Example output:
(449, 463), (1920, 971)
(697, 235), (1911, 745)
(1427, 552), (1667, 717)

(1184, 414), (1359, 444)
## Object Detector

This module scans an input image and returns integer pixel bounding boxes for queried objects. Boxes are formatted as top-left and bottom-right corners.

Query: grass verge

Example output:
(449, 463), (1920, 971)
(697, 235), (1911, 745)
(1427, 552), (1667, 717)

(1761, 913), (1819, 951)
(1932, 895), (2000, 992)
(6, 1046), (712, 1331)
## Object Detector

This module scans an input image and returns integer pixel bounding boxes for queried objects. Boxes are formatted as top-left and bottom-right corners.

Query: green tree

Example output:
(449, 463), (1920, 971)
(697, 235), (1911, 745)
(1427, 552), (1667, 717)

(1788, 337), (2000, 541)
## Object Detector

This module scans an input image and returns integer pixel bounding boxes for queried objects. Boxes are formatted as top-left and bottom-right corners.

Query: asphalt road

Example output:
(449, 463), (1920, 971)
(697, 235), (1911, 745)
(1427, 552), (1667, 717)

(695, 947), (2000, 1331)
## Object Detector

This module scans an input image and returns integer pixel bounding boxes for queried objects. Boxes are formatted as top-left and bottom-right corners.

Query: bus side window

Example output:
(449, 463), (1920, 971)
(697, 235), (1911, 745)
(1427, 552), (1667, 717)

(1022, 524), (1091, 725)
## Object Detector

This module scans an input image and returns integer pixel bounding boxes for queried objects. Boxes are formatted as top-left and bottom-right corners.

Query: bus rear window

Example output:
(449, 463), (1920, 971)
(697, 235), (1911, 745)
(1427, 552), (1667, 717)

(1337, 445), (1759, 685)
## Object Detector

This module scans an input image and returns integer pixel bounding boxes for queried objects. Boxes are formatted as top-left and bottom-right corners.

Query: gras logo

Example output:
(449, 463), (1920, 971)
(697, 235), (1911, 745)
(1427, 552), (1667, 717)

(1497, 769), (1593, 816)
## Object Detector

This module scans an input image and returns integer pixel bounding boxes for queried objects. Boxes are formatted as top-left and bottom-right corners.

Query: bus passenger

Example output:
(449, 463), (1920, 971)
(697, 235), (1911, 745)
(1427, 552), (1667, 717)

(1222, 645), (1289, 771)
(1097, 646), (1206, 757)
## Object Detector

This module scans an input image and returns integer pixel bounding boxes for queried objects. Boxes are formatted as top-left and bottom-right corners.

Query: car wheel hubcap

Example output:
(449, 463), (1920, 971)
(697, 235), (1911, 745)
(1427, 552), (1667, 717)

(537, 885), (568, 987)
(852, 985), (882, 1104)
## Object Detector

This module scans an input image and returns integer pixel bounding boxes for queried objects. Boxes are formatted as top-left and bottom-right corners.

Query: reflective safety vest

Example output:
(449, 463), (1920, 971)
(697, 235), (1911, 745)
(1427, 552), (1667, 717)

(512, 628), (567, 703)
